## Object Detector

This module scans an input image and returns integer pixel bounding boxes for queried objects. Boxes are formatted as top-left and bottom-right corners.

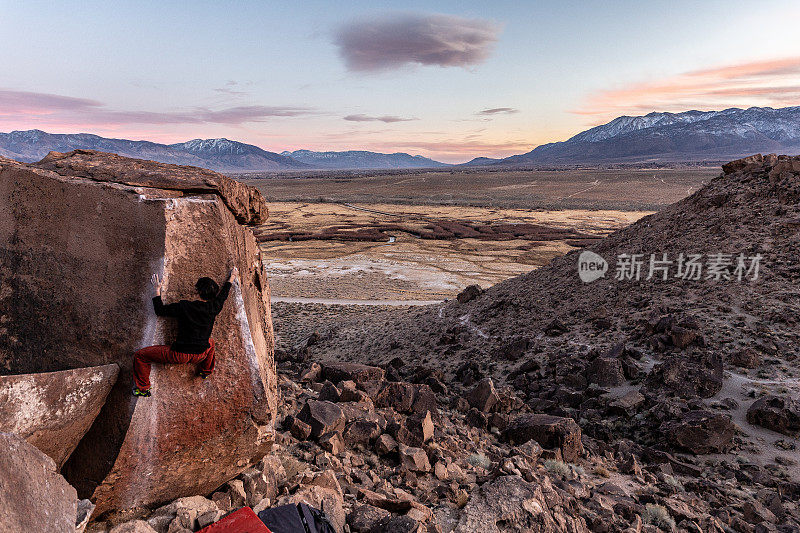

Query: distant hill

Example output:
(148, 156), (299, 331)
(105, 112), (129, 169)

(460, 156), (502, 166)
(497, 106), (800, 165)
(0, 130), (307, 171)
(282, 149), (449, 169)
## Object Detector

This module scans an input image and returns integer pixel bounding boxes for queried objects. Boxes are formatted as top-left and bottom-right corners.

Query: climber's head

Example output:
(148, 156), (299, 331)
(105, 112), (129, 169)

(195, 277), (219, 301)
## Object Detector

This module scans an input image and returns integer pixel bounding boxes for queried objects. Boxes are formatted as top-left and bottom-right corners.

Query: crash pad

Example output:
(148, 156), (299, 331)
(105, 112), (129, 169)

(199, 507), (271, 533)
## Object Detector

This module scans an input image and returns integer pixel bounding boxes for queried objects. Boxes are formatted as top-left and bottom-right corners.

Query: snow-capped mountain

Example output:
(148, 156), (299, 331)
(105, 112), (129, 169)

(499, 106), (800, 165)
(282, 149), (448, 169)
(0, 130), (307, 171)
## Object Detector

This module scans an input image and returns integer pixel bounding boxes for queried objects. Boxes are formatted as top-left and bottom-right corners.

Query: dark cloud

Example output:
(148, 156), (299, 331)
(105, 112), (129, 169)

(477, 107), (519, 115)
(0, 89), (315, 126)
(344, 114), (418, 123)
(334, 13), (501, 72)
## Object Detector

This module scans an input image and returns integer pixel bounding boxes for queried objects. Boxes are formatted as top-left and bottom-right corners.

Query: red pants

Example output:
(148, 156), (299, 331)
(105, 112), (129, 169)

(133, 339), (215, 391)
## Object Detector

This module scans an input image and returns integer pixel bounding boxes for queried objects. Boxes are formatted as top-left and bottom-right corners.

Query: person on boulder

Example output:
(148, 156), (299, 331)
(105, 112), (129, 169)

(132, 267), (239, 397)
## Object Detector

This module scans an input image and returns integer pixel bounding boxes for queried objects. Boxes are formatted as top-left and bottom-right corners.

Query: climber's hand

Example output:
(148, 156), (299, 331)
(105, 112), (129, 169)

(151, 273), (163, 296)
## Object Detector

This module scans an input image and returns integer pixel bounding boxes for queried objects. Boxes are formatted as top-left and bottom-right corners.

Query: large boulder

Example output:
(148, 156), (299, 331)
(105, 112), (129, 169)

(503, 414), (583, 462)
(0, 151), (277, 513)
(746, 395), (800, 437)
(660, 410), (736, 454)
(643, 354), (723, 399)
(0, 432), (78, 533)
(0, 364), (119, 468)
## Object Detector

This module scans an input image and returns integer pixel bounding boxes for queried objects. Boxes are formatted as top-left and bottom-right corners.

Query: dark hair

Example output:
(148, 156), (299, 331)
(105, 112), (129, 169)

(195, 277), (219, 301)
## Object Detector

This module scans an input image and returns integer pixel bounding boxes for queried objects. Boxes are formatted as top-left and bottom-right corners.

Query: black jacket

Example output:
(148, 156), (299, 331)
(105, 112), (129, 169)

(152, 282), (232, 353)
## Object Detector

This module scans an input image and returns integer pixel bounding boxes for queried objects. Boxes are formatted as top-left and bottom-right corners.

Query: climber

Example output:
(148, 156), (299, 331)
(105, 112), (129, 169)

(132, 267), (239, 397)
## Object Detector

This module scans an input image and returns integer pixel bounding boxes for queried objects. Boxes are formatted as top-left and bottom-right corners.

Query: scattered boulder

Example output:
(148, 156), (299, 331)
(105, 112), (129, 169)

(587, 357), (625, 387)
(0, 432), (78, 533)
(608, 391), (646, 416)
(0, 152), (277, 513)
(456, 284), (483, 303)
(319, 431), (345, 455)
(375, 434), (398, 456)
(110, 521), (159, 533)
(0, 364), (119, 467)
(544, 319), (569, 336)
(399, 445), (431, 472)
(729, 348), (762, 369)
(643, 354), (722, 399)
(466, 408), (488, 430)
(746, 395), (800, 437)
(465, 377), (499, 412)
(453, 475), (588, 532)
(298, 400), (346, 439)
(318, 381), (342, 402)
(375, 382), (417, 413)
(285, 415), (312, 440)
(322, 362), (385, 384)
(660, 410), (736, 454)
(343, 419), (383, 446)
(146, 495), (218, 533)
(504, 414), (583, 462)
(348, 503), (391, 533)
(76, 499), (95, 533)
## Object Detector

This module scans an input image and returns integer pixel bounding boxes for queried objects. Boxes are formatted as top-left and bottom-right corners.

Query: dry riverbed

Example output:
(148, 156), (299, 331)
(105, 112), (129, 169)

(258, 202), (649, 302)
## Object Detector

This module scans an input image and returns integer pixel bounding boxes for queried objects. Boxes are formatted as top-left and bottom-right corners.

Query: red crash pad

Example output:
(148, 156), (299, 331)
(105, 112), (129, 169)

(199, 507), (272, 533)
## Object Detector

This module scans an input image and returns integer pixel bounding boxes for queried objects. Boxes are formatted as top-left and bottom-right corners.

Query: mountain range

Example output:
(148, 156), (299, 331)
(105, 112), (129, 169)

(491, 106), (800, 165)
(0, 131), (448, 172)
(2, 106), (800, 171)
(0, 130), (306, 172)
(282, 149), (448, 169)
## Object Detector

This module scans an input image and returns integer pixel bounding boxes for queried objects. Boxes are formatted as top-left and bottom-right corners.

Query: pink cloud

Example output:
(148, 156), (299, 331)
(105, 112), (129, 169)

(0, 89), (315, 128)
(575, 57), (800, 121)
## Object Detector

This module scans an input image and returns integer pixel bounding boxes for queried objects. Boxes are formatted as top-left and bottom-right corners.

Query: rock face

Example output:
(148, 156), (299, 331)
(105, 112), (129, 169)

(0, 432), (78, 533)
(0, 364), (119, 468)
(0, 151), (277, 513)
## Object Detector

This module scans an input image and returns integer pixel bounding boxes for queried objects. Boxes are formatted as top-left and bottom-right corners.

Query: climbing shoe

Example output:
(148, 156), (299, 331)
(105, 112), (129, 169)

(199, 371), (212, 380)
(132, 387), (151, 397)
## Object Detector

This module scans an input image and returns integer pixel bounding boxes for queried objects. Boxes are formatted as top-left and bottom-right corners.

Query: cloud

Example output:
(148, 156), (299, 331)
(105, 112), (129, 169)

(575, 57), (800, 120)
(0, 89), (315, 127)
(343, 114), (418, 123)
(0, 89), (101, 115)
(334, 12), (501, 72)
(477, 107), (519, 116)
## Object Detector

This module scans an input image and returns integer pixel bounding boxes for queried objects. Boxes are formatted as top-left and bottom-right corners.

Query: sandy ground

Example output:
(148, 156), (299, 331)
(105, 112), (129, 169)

(243, 167), (716, 211)
(260, 202), (648, 301)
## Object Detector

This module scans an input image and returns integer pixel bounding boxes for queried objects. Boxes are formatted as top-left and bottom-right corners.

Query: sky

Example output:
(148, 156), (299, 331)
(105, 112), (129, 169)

(1, 0), (800, 163)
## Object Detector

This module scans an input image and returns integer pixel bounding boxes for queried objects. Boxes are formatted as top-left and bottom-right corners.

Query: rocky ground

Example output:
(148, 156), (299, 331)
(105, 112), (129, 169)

(92, 354), (799, 533)
(90, 156), (800, 532)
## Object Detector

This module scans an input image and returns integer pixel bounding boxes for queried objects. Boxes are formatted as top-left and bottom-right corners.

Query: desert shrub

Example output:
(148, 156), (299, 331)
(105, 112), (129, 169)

(467, 453), (491, 470)
(595, 465), (610, 478)
(662, 474), (684, 492)
(543, 459), (570, 477)
(642, 504), (675, 531)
